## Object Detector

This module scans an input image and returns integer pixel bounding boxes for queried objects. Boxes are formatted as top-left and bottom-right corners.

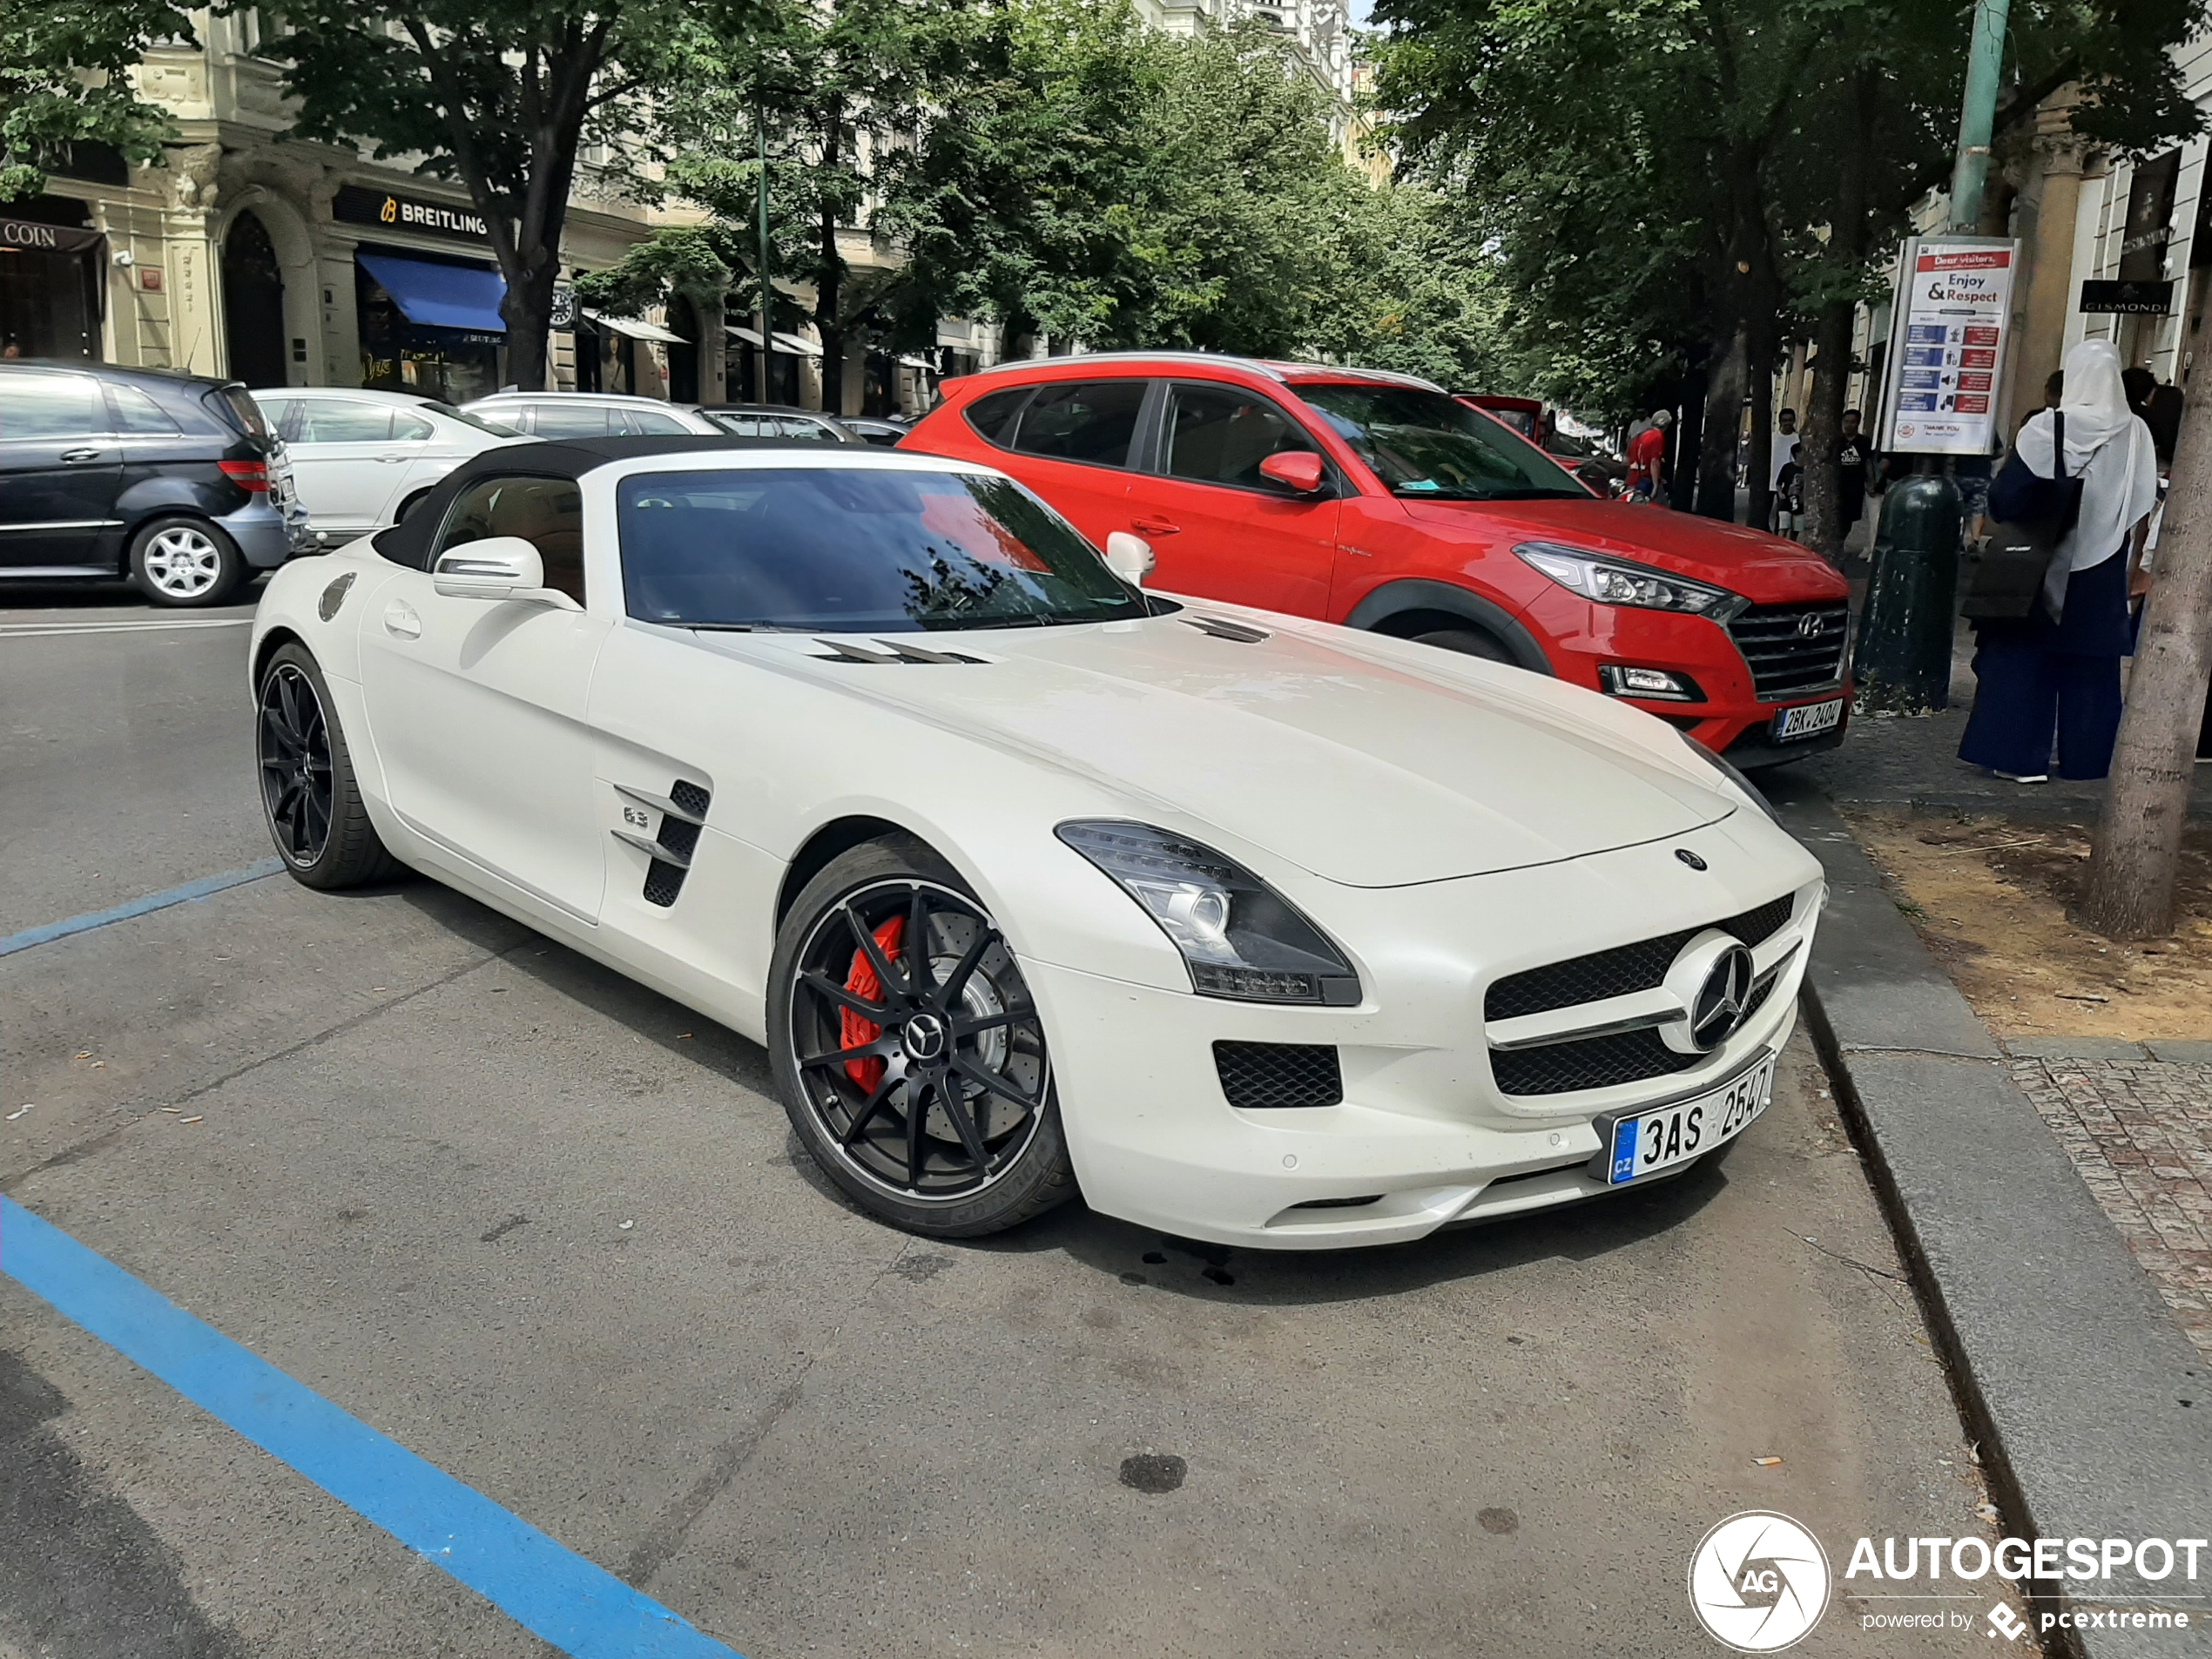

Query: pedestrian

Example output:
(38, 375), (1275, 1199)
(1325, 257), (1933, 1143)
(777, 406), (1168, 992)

(1957, 338), (2159, 784)
(1774, 442), (1804, 539)
(1836, 409), (1871, 539)
(1627, 409), (1671, 503)
(1770, 408), (1797, 529)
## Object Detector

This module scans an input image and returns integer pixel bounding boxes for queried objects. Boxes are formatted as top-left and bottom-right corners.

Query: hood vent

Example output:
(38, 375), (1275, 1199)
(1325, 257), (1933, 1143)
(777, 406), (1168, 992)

(1182, 615), (1271, 644)
(814, 637), (987, 664)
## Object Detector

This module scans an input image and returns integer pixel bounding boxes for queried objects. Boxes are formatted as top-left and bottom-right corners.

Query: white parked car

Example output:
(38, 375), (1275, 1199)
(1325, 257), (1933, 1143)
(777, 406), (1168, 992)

(461, 391), (725, 438)
(246, 440), (1824, 1248)
(253, 388), (527, 545)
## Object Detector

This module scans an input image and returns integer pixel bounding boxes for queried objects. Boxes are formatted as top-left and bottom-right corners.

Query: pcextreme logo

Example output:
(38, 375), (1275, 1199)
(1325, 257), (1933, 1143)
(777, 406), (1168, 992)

(1689, 1512), (1832, 1652)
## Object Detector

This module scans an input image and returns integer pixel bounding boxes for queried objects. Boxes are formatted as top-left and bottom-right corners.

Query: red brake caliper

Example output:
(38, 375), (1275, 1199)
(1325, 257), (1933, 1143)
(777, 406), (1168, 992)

(840, 914), (907, 1092)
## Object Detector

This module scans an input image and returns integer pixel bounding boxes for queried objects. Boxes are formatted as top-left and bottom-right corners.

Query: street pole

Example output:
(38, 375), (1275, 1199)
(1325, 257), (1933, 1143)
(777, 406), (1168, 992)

(758, 100), (775, 405)
(1946, 0), (2012, 231)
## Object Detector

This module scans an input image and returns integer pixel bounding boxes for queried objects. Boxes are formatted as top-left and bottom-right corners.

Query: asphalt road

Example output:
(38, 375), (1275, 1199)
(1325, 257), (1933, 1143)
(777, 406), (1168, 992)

(2, 583), (2014, 1657)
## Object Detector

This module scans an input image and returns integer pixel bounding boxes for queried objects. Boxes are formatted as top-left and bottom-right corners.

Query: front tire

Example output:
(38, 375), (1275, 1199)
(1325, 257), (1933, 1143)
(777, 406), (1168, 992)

(130, 516), (245, 607)
(768, 837), (1077, 1238)
(256, 643), (401, 889)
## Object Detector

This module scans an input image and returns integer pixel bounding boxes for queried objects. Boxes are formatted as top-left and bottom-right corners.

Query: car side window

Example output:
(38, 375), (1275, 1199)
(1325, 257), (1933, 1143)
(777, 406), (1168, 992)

(963, 387), (1029, 448)
(298, 401), (395, 443)
(1163, 382), (1319, 493)
(779, 417), (836, 441)
(393, 412), (435, 442)
(435, 476), (587, 602)
(1009, 380), (1145, 469)
(530, 402), (617, 436)
(2, 371), (108, 440)
(110, 384), (184, 435)
(257, 397), (301, 440)
(624, 408), (693, 435)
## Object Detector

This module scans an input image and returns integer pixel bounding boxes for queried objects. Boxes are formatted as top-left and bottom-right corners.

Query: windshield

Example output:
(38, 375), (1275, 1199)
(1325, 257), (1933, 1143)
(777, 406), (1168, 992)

(1298, 386), (1588, 502)
(428, 401), (520, 437)
(617, 467), (1149, 632)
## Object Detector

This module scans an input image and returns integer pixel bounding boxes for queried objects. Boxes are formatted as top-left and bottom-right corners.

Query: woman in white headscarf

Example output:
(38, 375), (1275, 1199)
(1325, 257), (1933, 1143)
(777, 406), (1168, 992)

(1959, 337), (2158, 782)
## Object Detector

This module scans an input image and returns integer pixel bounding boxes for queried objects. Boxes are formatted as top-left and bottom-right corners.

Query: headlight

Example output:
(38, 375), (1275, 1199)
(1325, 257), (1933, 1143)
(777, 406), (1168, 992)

(1514, 543), (1746, 621)
(1678, 731), (1777, 822)
(1055, 820), (1361, 1006)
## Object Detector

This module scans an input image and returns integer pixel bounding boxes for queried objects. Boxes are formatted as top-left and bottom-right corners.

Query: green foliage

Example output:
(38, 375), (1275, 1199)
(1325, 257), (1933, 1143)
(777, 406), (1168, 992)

(1, 0), (192, 202)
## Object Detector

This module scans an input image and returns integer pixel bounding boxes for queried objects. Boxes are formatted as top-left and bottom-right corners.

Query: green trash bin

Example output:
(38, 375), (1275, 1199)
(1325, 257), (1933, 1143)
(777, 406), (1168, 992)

(1852, 474), (1962, 713)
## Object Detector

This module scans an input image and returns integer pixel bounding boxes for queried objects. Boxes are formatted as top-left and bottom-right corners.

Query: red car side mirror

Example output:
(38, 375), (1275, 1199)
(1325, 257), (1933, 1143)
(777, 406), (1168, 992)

(1258, 451), (1325, 494)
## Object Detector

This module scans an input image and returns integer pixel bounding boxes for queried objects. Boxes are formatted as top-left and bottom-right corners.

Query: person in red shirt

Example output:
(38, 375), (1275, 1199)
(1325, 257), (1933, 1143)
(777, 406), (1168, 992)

(1626, 409), (1671, 502)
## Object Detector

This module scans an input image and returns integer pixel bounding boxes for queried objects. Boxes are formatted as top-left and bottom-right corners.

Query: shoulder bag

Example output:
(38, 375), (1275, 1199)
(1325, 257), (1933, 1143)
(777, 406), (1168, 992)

(1960, 412), (2085, 620)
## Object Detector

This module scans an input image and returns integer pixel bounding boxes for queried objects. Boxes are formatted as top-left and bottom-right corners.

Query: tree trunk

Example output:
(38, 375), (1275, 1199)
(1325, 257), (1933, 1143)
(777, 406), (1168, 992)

(1696, 320), (1747, 520)
(1799, 303), (1852, 560)
(1745, 343), (1774, 532)
(1798, 68), (1874, 564)
(2078, 364), (2212, 937)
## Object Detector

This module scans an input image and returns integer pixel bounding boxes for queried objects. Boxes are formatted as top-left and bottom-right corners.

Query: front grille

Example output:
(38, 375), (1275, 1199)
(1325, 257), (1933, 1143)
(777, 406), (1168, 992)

(1727, 603), (1850, 699)
(1484, 895), (1794, 1022)
(1214, 1042), (1343, 1110)
(1490, 974), (1781, 1097)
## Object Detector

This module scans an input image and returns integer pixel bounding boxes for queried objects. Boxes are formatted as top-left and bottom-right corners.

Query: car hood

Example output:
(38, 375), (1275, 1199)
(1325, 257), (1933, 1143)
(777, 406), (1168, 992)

(732, 610), (1735, 887)
(1399, 497), (1847, 602)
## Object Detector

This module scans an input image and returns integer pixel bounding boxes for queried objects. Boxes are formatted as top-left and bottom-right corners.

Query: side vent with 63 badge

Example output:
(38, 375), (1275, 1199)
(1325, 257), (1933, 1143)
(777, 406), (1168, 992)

(611, 779), (712, 907)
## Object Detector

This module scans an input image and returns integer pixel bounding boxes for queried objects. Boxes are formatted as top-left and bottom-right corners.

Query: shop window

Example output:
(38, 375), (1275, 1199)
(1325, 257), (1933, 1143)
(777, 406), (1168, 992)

(666, 293), (700, 404)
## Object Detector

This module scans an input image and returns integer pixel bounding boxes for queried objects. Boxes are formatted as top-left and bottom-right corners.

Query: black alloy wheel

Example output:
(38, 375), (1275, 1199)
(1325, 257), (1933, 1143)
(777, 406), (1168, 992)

(771, 840), (1076, 1237)
(254, 643), (401, 889)
(259, 659), (333, 866)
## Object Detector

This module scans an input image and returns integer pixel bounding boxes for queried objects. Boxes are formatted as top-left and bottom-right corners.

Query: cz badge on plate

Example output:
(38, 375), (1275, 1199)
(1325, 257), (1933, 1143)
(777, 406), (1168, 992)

(1595, 1052), (1777, 1185)
(1772, 698), (1844, 742)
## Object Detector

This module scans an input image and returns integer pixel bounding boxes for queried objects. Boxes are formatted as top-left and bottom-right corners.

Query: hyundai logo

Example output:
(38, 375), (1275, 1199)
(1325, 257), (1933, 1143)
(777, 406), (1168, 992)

(1796, 612), (1824, 639)
(1689, 944), (1756, 1052)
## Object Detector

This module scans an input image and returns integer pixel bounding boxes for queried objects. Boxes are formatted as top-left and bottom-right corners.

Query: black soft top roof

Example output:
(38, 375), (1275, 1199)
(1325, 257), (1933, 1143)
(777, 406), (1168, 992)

(370, 433), (834, 569)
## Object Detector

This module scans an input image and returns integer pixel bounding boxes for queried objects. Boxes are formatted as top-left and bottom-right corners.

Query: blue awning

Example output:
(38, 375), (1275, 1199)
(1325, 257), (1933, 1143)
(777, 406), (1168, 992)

(356, 252), (507, 332)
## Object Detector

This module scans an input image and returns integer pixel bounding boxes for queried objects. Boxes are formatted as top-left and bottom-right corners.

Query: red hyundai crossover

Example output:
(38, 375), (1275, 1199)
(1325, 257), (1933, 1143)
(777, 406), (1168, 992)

(900, 354), (1851, 765)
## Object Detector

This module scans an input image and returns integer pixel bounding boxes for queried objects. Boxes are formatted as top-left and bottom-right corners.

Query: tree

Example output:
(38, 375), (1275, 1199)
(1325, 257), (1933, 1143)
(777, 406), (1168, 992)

(254, 0), (724, 390)
(2, 0), (193, 202)
(2078, 365), (2212, 937)
(1372, 0), (2204, 529)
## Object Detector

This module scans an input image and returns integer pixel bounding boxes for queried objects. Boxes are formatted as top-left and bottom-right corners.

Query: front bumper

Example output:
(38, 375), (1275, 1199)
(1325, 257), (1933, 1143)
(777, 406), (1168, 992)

(1519, 590), (1850, 761)
(1024, 818), (1824, 1251)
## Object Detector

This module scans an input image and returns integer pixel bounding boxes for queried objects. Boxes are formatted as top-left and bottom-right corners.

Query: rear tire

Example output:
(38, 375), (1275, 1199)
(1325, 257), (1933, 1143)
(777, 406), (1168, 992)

(130, 516), (245, 607)
(1412, 625), (1514, 664)
(256, 642), (402, 889)
(768, 835), (1078, 1238)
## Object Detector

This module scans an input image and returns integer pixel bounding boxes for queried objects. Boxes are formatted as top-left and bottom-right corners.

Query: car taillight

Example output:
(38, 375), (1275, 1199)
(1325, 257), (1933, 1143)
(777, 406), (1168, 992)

(218, 459), (269, 492)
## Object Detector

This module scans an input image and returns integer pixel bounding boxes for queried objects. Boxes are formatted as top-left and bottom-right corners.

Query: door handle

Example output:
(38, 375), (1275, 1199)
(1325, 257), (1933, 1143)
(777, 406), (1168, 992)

(382, 599), (421, 639)
(1131, 516), (1180, 536)
(376, 455), (408, 463)
(60, 448), (103, 462)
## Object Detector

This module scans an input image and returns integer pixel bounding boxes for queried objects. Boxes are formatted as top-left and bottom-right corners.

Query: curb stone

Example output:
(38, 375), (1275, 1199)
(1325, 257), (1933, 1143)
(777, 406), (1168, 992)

(1766, 782), (2212, 1658)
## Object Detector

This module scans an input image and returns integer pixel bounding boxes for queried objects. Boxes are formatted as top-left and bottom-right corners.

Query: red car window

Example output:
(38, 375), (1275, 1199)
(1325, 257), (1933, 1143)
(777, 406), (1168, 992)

(1162, 382), (1318, 491)
(1007, 381), (1146, 468)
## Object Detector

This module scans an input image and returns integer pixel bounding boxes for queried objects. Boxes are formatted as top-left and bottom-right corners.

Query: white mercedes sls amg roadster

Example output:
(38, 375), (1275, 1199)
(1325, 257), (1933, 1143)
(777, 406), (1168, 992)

(248, 437), (1824, 1248)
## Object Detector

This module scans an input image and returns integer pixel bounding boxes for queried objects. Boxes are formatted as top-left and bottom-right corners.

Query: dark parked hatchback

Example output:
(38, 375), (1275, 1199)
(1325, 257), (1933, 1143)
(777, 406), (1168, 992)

(0, 361), (306, 606)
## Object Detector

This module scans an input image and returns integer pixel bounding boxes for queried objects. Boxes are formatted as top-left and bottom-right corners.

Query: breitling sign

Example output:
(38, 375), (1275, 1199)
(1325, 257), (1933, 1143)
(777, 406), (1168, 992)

(333, 185), (490, 243)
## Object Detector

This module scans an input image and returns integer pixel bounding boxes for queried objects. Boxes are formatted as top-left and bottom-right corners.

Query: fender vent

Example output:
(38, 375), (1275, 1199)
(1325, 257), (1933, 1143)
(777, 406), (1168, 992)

(612, 779), (711, 908)
(1182, 615), (1271, 644)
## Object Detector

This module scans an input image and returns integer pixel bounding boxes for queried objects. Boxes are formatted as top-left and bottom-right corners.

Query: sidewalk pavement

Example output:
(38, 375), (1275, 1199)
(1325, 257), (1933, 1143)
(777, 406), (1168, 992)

(1767, 775), (2211, 1657)
(1796, 617), (2212, 821)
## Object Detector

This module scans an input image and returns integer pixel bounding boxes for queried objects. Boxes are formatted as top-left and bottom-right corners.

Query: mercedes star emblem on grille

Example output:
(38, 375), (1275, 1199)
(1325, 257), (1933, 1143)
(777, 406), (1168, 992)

(1689, 944), (1756, 1051)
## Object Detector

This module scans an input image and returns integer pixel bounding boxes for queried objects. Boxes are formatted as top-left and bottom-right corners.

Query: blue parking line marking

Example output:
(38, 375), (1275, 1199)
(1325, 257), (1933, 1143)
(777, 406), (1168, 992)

(0, 1197), (745, 1659)
(0, 860), (287, 958)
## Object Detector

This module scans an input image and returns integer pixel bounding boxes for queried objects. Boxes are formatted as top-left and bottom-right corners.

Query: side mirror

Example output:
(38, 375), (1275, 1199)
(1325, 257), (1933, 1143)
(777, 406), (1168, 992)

(1103, 530), (1155, 587)
(432, 536), (572, 607)
(1258, 451), (1325, 494)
